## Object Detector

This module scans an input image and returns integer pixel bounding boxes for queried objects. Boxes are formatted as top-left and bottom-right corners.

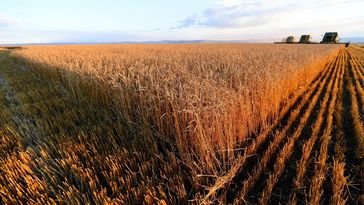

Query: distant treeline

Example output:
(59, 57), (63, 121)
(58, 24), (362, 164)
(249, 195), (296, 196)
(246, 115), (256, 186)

(0, 46), (23, 49)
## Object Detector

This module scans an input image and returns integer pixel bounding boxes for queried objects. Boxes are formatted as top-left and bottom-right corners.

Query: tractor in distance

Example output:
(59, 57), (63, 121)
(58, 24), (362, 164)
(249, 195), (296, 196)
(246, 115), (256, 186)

(285, 36), (296, 43)
(320, 32), (350, 47)
(321, 32), (339, 43)
(299, 35), (312, 43)
(275, 32), (350, 47)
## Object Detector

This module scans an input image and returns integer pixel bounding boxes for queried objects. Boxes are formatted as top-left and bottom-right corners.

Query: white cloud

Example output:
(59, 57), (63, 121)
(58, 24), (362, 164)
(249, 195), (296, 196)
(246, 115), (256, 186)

(0, 13), (19, 27)
(174, 0), (364, 31)
(1, 0), (363, 43)
(174, 1), (281, 29)
(0, 18), (13, 27)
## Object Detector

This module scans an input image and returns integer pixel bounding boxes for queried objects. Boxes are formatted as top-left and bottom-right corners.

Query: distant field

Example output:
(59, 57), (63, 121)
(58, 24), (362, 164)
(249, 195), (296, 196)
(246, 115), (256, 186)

(0, 44), (362, 204)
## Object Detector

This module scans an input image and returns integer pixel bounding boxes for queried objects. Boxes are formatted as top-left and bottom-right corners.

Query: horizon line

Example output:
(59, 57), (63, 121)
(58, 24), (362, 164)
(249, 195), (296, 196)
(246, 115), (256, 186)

(1, 37), (363, 46)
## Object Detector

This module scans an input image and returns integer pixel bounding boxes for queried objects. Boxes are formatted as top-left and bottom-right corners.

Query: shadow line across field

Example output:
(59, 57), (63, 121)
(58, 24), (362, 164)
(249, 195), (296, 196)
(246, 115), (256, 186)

(0, 51), (192, 204)
(0, 46), (362, 204)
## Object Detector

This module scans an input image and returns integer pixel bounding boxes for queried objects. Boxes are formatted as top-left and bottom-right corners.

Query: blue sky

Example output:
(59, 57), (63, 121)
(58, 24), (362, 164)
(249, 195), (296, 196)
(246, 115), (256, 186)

(0, 0), (363, 44)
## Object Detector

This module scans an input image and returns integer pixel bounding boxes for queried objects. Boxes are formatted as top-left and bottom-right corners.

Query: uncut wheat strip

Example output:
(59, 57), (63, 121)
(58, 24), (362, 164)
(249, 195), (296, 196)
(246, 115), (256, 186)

(348, 47), (364, 107)
(348, 48), (364, 86)
(232, 54), (338, 204)
(352, 47), (364, 76)
(307, 111), (332, 204)
(332, 126), (346, 163)
(346, 53), (364, 158)
(331, 50), (346, 157)
(257, 50), (341, 205)
(307, 50), (348, 205)
(330, 151), (349, 205)
(330, 52), (349, 205)
(352, 46), (364, 60)
(331, 160), (348, 205)
(348, 52), (364, 109)
(199, 57), (335, 203)
(331, 131), (349, 204)
(289, 50), (344, 205)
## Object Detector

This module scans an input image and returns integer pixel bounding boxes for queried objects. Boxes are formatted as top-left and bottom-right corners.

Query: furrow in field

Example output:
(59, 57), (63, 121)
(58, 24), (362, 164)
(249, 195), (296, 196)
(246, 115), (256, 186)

(324, 49), (347, 203)
(347, 49), (364, 158)
(328, 48), (348, 205)
(336, 47), (363, 204)
(201, 56), (334, 203)
(285, 50), (344, 205)
(352, 47), (364, 76)
(231, 51), (338, 204)
(349, 48), (364, 79)
(259, 49), (342, 205)
(305, 50), (344, 205)
(301, 51), (344, 203)
(348, 50), (364, 110)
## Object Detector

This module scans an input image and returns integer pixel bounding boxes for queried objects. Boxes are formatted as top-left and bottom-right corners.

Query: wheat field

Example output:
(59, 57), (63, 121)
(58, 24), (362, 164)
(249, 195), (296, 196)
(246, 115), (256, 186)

(0, 44), (362, 204)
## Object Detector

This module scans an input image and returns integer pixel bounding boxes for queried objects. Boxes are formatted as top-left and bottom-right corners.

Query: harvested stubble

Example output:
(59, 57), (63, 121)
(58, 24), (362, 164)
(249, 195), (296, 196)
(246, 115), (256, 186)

(289, 49), (344, 204)
(1, 44), (346, 203)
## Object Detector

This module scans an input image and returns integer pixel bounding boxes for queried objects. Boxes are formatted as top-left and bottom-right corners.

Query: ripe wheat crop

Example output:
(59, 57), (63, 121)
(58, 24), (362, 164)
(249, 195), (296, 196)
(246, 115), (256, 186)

(0, 44), (362, 204)
(12, 44), (339, 174)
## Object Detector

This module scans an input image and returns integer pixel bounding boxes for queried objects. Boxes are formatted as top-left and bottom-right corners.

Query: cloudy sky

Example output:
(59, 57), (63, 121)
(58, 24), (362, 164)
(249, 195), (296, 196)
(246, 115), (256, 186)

(0, 0), (363, 44)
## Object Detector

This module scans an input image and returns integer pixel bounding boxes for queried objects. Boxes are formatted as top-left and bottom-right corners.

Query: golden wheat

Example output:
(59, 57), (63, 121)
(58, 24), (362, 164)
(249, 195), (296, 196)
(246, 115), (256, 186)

(0, 44), (362, 204)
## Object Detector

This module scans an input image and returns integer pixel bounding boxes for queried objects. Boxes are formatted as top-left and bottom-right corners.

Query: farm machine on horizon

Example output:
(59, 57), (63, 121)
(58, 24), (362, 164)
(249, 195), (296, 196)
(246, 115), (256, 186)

(321, 32), (339, 43)
(275, 32), (350, 47)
